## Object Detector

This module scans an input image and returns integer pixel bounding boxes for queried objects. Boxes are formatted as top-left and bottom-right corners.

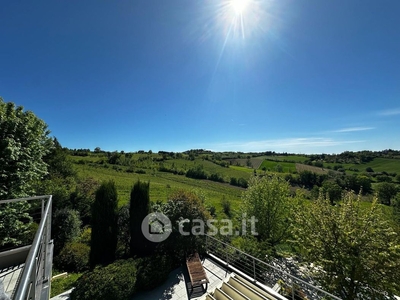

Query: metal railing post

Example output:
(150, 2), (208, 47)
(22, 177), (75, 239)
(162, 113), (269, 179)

(253, 259), (256, 282)
(28, 257), (37, 299)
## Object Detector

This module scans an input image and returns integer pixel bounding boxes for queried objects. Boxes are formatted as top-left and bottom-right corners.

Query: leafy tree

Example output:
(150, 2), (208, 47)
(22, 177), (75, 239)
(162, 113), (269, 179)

(52, 208), (82, 254)
(90, 181), (118, 268)
(291, 192), (400, 299)
(0, 201), (32, 249)
(375, 182), (398, 206)
(298, 170), (318, 188)
(0, 98), (53, 198)
(129, 180), (150, 257)
(321, 180), (342, 204)
(44, 137), (75, 179)
(69, 177), (99, 226)
(36, 176), (76, 211)
(344, 174), (371, 194)
(242, 175), (293, 246)
(376, 174), (392, 183)
(237, 177), (248, 188)
(186, 165), (208, 179)
(107, 151), (121, 164)
(0, 98), (52, 248)
(156, 190), (210, 262)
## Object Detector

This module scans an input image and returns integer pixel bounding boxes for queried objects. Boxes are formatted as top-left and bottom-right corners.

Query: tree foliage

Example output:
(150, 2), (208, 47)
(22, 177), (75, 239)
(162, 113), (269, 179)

(55, 242), (90, 272)
(129, 180), (150, 257)
(375, 182), (398, 206)
(0, 201), (32, 249)
(117, 204), (130, 257)
(0, 97), (53, 198)
(52, 208), (82, 254)
(44, 137), (75, 179)
(242, 175), (293, 246)
(155, 190), (210, 262)
(90, 181), (118, 268)
(291, 191), (400, 299)
(69, 177), (99, 226)
(0, 98), (52, 248)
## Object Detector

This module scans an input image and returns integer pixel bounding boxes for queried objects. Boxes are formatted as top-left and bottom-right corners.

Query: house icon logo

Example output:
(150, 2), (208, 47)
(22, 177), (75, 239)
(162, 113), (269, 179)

(141, 212), (172, 242)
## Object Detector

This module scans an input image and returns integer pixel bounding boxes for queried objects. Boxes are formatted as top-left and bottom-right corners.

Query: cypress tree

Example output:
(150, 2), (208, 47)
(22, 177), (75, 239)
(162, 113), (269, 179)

(89, 181), (118, 268)
(130, 180), (150, 257)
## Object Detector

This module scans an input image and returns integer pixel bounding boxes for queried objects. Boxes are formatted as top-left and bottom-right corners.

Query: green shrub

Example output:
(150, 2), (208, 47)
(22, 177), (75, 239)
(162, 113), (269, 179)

(376, 175), (392, 183)
(70, 259), (137, 300)
(52, 208), (82, 254)
(237, 177), (248, 188)
(221, 197), (231, 217)
(207, 205), (217, 216)
(135, 254), (173, 291)
(186, 165), (208, 179)
(78, 227), (91, 246)
(55, 242), (90, 272)
(209, 173), (224, 183)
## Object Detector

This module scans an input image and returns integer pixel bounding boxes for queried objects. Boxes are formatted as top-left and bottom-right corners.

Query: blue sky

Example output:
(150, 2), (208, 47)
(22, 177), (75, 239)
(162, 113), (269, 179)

(1, 0), (399, 153)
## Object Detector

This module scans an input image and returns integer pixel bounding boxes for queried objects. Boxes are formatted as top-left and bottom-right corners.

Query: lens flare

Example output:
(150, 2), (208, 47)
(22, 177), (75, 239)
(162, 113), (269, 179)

(231, 0), (248, 15)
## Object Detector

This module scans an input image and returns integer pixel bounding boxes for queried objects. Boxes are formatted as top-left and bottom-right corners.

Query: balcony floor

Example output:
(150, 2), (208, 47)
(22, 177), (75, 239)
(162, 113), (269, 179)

(133, 258), (231, 300)
(0, 264), (23, 299)
(49, 258), (230, 300)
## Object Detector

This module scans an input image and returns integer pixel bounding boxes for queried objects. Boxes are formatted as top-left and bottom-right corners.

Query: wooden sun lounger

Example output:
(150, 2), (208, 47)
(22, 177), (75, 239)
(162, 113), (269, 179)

(186, 252), (209, 292)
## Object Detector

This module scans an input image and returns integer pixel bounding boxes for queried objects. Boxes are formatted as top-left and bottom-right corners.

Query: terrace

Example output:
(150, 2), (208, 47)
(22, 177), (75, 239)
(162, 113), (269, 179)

(0, 195), (340, 300)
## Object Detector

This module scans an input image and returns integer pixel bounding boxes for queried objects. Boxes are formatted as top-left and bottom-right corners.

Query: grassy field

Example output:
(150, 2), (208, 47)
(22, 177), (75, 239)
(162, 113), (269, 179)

(295, 163), (330, 175)
(228, 156), (267, 169)
(70, 152), (400, 216)
(72, 157), (247, 215)
(259, 160), (297, 173)
(323, 158), (400, 175)
(264, 155), (308, 163)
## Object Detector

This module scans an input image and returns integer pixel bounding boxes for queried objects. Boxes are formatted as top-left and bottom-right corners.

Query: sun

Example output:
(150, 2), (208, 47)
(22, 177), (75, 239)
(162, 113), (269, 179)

(231, 0), (248, 15)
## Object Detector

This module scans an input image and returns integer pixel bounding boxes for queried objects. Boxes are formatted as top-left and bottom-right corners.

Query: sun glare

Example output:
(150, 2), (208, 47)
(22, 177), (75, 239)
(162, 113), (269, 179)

(231, 0), (248, 15)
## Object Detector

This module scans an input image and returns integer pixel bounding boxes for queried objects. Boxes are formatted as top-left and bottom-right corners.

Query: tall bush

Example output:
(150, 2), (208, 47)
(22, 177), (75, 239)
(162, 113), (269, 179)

(129, 180), (150, 257)
(89, 181), (118, 268)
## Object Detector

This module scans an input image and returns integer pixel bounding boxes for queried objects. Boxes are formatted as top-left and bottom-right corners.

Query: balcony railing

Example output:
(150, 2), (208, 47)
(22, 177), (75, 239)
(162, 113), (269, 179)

(0, 195), (53, 300)
(205, 234), (341, 300)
